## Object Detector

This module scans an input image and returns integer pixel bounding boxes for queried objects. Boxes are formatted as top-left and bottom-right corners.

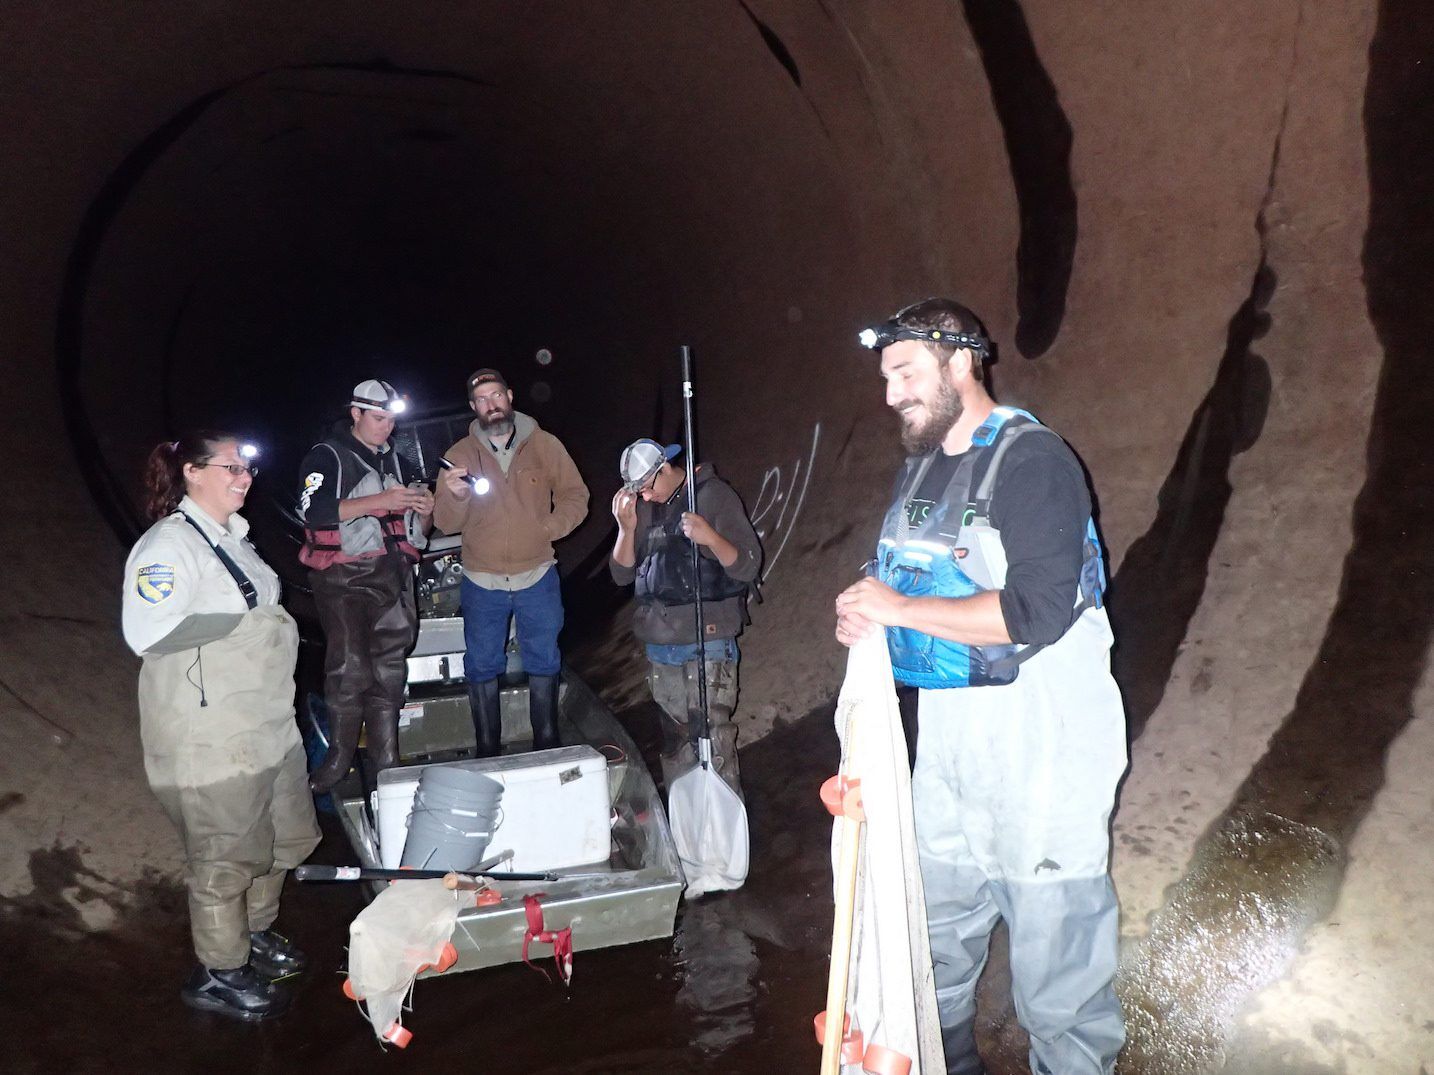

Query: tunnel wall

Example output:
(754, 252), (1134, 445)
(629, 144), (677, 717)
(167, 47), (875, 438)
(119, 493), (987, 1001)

(0, 0), (1384, 945)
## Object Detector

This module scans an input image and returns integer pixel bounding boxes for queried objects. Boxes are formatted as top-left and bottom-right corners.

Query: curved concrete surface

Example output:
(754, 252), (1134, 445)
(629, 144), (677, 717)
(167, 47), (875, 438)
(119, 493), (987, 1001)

(1, 2), (1429, 1070)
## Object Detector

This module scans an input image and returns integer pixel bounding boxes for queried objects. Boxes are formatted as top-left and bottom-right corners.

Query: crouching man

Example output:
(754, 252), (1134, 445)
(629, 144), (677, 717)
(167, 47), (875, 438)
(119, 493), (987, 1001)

(609, 439), (761, 798)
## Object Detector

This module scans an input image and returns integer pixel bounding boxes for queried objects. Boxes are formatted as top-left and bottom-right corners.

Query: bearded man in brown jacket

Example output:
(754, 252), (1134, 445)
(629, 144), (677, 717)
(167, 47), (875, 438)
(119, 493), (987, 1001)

(434, 368), (589, 756)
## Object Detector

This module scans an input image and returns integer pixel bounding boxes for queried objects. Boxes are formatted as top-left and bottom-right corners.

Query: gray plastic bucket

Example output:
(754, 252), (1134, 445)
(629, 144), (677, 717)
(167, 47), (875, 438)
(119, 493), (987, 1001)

(400, 768), (505, 871)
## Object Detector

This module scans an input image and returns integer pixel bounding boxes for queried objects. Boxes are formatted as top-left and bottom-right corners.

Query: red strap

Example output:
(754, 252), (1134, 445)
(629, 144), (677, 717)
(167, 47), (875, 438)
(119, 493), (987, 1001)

(521, 894), (574, 986)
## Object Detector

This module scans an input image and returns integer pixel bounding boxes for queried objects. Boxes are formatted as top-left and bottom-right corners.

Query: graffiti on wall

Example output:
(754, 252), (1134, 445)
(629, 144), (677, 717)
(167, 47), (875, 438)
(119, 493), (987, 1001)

(750, 423), (821, 584)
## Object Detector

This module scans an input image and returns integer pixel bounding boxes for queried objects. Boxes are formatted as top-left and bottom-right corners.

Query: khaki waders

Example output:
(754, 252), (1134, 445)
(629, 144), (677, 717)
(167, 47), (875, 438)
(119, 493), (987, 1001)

(139, 606), (320, 970)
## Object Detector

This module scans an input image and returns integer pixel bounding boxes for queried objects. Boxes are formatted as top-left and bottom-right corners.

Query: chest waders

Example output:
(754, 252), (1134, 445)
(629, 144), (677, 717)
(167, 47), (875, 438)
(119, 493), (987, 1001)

(884, 409), (1128, 1072)
(303, 440), (421, 792)
(138, 561), (319, 972)
(876, 407), (1107, 689)
(634, 475), (747, 800)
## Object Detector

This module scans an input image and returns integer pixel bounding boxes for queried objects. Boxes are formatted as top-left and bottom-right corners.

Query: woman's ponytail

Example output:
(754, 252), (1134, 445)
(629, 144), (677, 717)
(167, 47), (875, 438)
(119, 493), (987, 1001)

(141, 432), (238, 521)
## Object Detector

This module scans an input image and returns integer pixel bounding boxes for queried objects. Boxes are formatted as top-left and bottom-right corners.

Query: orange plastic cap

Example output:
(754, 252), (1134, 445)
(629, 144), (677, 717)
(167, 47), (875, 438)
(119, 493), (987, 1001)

(819, 774), (865, 821)
(862, 1042), (912, 1075)
(433, 942), (458, 973)
(812, 1010), (865, 1063)
(382, 1022), (413, 1048)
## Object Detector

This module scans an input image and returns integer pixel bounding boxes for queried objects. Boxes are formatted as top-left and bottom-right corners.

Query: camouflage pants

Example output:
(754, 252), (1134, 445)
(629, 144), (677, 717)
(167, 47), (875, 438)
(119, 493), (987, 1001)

(647, 658), (743, 800)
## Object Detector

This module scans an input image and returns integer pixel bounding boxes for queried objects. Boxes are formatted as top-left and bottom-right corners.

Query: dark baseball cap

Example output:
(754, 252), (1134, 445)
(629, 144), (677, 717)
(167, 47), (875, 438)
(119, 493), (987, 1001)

(466, 368), (509, 394)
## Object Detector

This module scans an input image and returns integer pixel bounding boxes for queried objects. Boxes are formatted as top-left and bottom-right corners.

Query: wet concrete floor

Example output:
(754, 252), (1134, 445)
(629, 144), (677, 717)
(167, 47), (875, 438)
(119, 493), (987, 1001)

(0, 700), (828, 1073)
(0, 693), (1047, 1073)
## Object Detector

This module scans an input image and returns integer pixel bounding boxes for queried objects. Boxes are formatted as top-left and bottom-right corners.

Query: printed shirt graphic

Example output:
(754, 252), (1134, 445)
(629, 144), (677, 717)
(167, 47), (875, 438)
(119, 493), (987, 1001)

(905, 451), (962, 531)
(299, 471), (324, 516)
(904, 496), (936, 530)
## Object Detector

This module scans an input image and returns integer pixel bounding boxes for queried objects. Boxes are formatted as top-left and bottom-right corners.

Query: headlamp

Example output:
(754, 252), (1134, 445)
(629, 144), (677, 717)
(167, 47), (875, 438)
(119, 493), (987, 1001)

(351, 378), (408, 416)
(239, 443), (259, 459)
(857, 320), (989, 356)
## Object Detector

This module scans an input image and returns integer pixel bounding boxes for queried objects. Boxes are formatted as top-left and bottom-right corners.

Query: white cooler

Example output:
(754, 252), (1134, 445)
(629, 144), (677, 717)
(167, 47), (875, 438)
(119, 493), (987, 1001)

(375, 745), (610, 873)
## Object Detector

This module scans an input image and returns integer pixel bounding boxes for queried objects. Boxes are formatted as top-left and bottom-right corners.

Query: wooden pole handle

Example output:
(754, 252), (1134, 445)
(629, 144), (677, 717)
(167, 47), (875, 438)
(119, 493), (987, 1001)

(443, 873), (485, 891)
(821, 808), (863, 1072)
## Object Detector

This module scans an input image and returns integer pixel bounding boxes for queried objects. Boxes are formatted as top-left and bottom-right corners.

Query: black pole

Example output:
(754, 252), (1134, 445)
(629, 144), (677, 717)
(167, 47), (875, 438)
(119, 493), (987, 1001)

(681, 345), (712, 767)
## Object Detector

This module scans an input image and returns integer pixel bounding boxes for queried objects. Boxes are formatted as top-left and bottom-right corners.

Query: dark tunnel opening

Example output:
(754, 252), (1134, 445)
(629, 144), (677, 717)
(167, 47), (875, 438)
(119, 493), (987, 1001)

(58, 61), (650, 555)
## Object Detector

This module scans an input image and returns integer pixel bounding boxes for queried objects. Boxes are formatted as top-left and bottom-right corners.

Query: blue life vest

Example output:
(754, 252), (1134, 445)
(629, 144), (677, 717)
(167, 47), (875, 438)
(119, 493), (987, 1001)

(876, 406), (1106, 689)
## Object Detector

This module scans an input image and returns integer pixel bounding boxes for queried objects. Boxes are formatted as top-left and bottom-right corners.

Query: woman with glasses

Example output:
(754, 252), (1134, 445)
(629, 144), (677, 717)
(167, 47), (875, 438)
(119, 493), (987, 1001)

(121, 431), (319, 1022)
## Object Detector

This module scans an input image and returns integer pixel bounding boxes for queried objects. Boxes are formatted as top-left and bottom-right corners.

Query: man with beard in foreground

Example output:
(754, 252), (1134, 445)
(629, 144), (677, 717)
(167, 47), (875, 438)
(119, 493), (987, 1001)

(833, 298), (1127, 1074)
(434, 368), (588, 755)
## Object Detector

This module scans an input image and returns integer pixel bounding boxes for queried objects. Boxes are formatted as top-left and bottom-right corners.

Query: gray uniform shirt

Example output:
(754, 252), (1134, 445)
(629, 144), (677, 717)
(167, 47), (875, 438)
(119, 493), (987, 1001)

(122, 496), (282, 655)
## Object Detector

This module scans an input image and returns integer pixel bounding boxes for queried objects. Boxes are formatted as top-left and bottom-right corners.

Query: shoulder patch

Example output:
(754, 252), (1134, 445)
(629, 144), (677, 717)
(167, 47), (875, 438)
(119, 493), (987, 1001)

(136, 563), (176, 605)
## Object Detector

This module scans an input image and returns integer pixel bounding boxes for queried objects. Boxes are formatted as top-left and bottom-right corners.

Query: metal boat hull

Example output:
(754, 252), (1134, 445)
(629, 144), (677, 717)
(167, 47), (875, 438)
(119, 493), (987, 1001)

(333, 669), (684, 974)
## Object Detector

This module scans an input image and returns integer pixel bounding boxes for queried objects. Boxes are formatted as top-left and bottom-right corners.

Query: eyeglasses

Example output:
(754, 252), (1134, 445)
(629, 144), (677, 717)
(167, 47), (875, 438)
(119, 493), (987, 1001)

(195, 463), (260, 478)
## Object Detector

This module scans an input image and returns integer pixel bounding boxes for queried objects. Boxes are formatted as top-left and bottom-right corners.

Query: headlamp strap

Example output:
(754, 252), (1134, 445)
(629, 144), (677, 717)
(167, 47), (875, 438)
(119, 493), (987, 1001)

(859, 322), (989, 354)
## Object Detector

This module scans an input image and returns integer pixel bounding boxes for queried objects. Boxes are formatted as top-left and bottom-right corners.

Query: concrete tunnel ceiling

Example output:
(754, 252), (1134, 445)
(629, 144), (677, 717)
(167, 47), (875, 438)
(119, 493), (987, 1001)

(8, 1), (1434, 1069)
(62, 43), (868, 545)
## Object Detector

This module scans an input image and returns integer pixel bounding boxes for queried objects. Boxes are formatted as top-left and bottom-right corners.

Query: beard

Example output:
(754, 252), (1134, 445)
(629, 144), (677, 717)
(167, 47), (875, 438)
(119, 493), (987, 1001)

(897, 377), (963, 454)
(477, 405), (514, 437)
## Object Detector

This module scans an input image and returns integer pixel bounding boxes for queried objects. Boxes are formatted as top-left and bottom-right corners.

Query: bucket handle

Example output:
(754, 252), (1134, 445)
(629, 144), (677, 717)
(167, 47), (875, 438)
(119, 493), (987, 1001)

(406, 805), (504, 839)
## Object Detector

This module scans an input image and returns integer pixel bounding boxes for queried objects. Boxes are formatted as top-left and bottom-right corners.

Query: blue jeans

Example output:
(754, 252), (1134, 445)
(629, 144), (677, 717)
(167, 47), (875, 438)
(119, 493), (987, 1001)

(460, 567), (563, 681)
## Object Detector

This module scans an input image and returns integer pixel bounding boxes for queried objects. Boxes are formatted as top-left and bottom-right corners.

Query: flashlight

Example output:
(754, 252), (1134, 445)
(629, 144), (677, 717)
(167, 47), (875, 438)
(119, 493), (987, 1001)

(439, 456), (490, 495)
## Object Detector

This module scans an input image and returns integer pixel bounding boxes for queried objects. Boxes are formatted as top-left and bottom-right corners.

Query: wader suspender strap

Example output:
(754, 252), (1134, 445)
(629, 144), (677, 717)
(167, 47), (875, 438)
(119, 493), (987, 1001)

(179, 512), (259, 609)
(970, 422), (1101, 681)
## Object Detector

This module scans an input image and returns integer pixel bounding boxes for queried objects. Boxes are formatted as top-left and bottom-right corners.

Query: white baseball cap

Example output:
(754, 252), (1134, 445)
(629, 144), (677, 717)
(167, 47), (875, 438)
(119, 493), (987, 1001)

(351, 379), (408, 415)
(620, 439), (681, 491)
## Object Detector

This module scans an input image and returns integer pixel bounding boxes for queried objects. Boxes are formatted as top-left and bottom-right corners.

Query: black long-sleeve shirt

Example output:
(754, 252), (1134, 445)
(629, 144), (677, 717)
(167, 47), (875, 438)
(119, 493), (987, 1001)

(906, 432), (1091, 646)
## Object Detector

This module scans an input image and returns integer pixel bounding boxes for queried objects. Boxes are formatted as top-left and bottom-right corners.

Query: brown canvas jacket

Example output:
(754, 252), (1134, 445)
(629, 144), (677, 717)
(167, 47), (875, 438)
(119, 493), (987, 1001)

(433, 412), (589, 576)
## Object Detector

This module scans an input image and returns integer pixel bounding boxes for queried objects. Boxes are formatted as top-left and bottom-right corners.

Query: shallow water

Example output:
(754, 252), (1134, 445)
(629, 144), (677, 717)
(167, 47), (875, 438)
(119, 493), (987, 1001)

(0, 699), (850, 1073)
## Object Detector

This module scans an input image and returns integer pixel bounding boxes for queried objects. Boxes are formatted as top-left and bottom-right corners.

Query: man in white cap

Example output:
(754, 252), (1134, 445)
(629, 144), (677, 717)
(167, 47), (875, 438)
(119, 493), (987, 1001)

(609, 439), (761, 797)
(297, 379), (433, 793)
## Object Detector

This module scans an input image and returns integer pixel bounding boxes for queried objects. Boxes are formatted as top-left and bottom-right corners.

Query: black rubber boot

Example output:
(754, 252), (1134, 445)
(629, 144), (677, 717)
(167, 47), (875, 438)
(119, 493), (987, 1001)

(308, 705), (362, 795)
(528, 674), (561, 752)
(249, 930), (308, 980)
(181, 963), (290, 1022)
(468, 678), (502, 758)
(363, 706), (401, 773)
